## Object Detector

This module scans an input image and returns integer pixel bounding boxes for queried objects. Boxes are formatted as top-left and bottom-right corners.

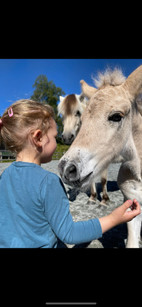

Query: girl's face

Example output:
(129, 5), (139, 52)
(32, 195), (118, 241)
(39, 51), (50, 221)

(40, 119), (57, 163)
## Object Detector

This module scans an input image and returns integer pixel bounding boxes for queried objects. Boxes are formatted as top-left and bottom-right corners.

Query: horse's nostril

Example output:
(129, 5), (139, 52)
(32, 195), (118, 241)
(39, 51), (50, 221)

(62, 134), (66, 143)
(58, 158), (80, 183)
(68, 165), (77, 176)
(62, 133), (75, 145)
(65, 162), (79, 182)
(69, 134), (74, 142)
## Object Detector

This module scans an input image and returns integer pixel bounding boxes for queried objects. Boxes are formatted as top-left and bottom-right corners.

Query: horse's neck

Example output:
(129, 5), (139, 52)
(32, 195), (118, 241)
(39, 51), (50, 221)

(132, 108), (142, 166)
(120, 109), (142, 181)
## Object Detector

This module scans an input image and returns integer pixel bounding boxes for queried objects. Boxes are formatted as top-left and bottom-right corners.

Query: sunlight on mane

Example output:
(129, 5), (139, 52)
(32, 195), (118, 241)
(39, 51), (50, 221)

(92, 67), (126, 89)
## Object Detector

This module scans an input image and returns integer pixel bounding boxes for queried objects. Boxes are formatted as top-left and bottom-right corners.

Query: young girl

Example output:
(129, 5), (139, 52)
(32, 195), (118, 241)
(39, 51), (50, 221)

(0, 99), (141, 247)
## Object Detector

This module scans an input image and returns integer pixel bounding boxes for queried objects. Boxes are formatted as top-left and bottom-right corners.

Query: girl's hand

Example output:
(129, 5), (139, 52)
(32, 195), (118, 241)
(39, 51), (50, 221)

(99, 199), (141, 234)
(111, 199), (141, 225)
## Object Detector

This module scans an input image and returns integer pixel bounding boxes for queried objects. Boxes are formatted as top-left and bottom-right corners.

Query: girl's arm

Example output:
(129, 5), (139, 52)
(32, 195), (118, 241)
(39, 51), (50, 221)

(43, 174), (141, 245)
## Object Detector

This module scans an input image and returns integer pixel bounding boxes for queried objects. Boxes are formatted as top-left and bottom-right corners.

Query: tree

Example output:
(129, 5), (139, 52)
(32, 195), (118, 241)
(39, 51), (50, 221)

(31, 75), (65, 143)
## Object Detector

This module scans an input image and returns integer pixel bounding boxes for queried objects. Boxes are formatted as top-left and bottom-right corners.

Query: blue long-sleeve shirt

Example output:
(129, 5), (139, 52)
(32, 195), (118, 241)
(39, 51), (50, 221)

(0, 162), (102, 247)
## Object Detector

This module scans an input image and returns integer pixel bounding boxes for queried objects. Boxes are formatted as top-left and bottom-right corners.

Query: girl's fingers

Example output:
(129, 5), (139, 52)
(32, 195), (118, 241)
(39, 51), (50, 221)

(123, 199), (141, 218)
(123, 199), (133, 209)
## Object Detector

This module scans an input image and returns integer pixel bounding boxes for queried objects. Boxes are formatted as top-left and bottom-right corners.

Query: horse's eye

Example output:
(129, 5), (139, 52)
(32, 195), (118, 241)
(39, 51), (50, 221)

(79, 95), (84, 102)
(108, 113), (123, 122)
(75, 111), (81, 117)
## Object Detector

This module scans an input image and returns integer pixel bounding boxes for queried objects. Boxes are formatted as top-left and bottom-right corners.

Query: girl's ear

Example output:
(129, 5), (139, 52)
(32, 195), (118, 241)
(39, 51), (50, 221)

(32, 130), (46, 147)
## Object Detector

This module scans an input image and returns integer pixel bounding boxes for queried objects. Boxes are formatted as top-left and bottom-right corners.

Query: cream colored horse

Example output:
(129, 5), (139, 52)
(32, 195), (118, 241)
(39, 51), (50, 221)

(58, 65), (142, 248)
(58, 93), (109, 204)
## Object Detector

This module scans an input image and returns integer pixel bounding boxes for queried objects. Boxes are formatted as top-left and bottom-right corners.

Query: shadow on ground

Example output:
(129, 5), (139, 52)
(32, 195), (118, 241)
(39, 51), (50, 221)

(57, 223), (128, 249)
(67, 180), (119, 202)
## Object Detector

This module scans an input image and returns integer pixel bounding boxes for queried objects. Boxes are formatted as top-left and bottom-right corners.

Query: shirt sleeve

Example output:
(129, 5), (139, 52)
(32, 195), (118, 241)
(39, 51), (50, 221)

(41, 173), (102, 245)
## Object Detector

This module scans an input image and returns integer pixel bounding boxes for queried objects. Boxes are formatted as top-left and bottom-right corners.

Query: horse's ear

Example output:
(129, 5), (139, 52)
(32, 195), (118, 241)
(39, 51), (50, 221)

(58, 96), (65, 115)
(80, 80), (97, 98)
(59, 96), (65, 103)
(123, 65), (142, 100)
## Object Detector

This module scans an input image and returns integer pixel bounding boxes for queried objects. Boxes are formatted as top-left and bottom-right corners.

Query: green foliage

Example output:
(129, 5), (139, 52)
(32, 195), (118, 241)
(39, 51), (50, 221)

(52, 144), (69, 160)
(31, 75), (65, 143)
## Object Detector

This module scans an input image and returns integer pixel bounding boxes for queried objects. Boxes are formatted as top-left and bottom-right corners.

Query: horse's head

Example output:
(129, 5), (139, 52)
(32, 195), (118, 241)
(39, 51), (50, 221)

(58, 66), (142, 190)
(58, 94), (87, 145)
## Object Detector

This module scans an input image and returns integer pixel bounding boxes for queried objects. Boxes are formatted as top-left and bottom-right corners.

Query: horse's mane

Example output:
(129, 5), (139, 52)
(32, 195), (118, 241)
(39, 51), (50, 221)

(58, 94), (87, 116)
(92, 67), (126, 89)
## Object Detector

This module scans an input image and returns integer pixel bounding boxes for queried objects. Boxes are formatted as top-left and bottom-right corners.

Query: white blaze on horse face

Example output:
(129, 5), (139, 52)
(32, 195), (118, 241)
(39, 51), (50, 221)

(59, 86), (132, 187)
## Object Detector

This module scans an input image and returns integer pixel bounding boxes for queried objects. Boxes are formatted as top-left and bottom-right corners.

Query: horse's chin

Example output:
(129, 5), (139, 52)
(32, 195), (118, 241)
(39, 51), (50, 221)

(66, 171), (94, 192)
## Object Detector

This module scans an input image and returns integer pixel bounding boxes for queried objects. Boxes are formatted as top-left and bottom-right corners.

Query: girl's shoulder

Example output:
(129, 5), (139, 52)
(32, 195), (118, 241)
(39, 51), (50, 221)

(13, 161), (60, 180)
(1, 161), (60, 186)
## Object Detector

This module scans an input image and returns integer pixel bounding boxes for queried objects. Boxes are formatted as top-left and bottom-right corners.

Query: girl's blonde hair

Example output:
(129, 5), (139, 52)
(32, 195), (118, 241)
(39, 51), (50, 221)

(0, 99), (55, 153)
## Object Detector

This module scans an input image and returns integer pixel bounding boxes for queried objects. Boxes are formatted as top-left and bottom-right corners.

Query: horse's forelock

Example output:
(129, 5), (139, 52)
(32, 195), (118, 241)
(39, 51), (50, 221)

(63, 94), (78, 115)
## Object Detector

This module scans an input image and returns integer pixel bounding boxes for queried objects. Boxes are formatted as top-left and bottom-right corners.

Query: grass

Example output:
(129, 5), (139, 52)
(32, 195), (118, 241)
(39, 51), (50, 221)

(52, 143), (69, 160)
(0, 160), (15, 163)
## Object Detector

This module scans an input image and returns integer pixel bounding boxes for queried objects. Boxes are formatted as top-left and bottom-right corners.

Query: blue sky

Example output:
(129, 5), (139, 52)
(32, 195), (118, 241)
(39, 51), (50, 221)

(0, 58), (142, 115)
